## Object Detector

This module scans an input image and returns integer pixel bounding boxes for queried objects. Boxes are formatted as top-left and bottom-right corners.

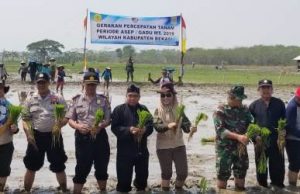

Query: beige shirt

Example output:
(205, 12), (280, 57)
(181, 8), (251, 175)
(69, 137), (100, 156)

(22, 91), (67, 132)
(153, 108), (191, 150)
(66, 94), (111, 127)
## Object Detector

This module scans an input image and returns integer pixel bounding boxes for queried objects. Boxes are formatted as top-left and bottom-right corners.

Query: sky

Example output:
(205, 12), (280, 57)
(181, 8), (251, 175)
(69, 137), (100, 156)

(1, 0), (300, 51)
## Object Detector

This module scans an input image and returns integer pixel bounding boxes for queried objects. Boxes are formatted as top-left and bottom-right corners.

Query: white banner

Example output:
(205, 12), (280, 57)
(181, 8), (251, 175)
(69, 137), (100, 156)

(90, 12), (180, 46)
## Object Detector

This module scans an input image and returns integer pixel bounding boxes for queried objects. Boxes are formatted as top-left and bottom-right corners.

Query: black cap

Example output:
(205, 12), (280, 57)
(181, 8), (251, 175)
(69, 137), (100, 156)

(258, 79), (272, 87)
(36, 73), (50, 82)
(127, 84), (140, 94)
(83, 72), (99, 84)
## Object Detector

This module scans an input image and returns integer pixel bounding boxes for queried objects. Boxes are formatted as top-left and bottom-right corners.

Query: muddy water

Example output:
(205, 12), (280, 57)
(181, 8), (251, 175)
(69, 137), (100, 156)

(3, 83), (299, 193)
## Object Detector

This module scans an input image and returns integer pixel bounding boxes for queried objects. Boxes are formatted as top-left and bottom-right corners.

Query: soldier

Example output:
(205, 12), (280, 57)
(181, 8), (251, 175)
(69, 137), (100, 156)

(213, 85), (253, 190)
(0, 80), (19, 192)
(111, 84), (153, 192)
(66, 71), (111, 194)
(21, 73), (69, 192)
(249, 79), (286, 188)
(125, 56), (134, 82)
(18, 61), (28, 83)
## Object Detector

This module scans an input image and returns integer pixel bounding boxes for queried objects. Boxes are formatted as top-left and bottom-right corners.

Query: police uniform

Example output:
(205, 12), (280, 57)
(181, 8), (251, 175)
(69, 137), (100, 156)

(213, 86), (253, 181)
(65, 73), (111, 185)
(22, 73), (68, 173)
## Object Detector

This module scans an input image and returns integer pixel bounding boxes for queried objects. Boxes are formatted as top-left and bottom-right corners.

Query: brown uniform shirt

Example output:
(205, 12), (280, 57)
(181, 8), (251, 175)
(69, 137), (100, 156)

(22, 91), (67, 132)
(66, 94), (111, 127)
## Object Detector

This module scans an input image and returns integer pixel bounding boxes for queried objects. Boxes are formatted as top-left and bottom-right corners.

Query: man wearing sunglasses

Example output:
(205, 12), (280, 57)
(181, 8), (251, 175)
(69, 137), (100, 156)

(111, 84), (153, 192)
(213, 85), (253, 191)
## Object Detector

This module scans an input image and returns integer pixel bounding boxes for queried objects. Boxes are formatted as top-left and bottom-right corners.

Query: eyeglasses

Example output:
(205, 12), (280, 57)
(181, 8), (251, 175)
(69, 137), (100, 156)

(160, 93), (172, 98)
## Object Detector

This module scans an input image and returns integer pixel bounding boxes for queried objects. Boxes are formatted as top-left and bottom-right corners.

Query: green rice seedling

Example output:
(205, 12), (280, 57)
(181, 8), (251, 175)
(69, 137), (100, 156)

(91, 108), (104, 139)
(276, 118), (287, 156)
(52, 104), (65, 147)
(136, 109), (152, 143)
(0, 105), (22, 135)
(198, 177), (208, 194)
(188, 113), (208, 141)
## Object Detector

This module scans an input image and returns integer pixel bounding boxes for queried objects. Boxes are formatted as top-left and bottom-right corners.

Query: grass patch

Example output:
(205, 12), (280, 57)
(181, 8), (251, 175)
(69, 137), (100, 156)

(4, 61), (300, 85)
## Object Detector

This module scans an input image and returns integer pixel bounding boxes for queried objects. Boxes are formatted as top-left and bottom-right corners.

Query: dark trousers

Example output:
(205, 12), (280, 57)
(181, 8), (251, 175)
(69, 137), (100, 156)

(255, 144), (285, 187)
(126, 71), (133, 82)
(30, 72), (36, 82)
(73, 130), (110, 184)
(116, 153), (149, 192)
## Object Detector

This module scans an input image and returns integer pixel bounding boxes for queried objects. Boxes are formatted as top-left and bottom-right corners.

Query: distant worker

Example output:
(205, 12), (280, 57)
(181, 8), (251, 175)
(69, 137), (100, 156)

(56, 65), (71, 94)
(101, 67), (112, 90)
(28, 62), (38, 83)
(0, 63), (9, 81)
(41, 63), (51, 77)
(148, 69), (173, 87)
(19, 61), (29, 83)
(125, 56), (134, 82)
(49, 58), (56, 83)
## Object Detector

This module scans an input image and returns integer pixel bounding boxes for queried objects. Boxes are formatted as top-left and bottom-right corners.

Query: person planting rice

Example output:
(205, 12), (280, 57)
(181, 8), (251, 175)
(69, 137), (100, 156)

(21, 73), (69, 192)
(153, 82), (196, 191)
(0, 80), (20, 192)
(101, 67), (112, 90)
(111, 84), (153, 192)
(285, 87), (300, 187)
(249, 79), (286, 188)
(213, 85), (253, 191)
(66, 71), (111, 193)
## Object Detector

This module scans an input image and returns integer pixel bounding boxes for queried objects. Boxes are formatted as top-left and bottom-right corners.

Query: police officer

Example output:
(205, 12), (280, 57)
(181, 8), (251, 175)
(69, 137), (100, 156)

(66, 71), (111, 194)
(22, 72), (69, 192)
(111, 84), (153, 192)
(213, 85), (253, 191)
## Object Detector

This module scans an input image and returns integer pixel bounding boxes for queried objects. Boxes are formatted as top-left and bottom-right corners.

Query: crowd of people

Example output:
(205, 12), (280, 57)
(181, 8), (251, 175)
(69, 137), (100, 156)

(0, 57), (300, 193)
(213, 80), (300, 191)
(0, 70), (199, 193)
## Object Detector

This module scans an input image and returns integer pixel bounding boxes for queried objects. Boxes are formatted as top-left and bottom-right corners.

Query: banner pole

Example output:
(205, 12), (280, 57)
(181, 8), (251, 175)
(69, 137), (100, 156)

(83, 9), (88, 71)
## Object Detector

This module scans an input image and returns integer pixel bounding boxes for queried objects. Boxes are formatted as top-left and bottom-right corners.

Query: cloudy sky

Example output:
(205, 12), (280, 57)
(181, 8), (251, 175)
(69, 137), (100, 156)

(0, 0), (300, 51)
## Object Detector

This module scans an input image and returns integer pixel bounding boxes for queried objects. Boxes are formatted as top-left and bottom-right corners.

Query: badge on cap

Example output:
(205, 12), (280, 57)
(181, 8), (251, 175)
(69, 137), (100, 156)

(89, 76), (95, 81)
(264, 80), (268, 83)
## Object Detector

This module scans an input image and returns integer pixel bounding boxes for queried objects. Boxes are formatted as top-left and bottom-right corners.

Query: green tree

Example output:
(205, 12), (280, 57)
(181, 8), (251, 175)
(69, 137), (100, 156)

(27, 39), (65, 63)
(115, 48), (123, 62)
(122, 45), (135, 60)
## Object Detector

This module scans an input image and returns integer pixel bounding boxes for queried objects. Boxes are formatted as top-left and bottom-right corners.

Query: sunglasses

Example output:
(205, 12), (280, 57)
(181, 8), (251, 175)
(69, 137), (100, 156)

(160, 93), (172, 98)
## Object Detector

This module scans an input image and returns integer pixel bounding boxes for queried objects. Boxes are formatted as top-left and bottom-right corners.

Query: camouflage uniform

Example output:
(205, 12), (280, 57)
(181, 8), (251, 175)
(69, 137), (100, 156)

(213, 104), (253, 181)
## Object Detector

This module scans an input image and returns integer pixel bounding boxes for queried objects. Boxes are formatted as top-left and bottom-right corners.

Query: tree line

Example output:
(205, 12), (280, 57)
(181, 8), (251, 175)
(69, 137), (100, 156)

(1, 39), (300, 66)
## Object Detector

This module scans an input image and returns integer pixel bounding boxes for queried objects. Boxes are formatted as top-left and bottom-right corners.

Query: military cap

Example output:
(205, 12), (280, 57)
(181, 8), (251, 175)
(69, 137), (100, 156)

(228, 85), (247, 100)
